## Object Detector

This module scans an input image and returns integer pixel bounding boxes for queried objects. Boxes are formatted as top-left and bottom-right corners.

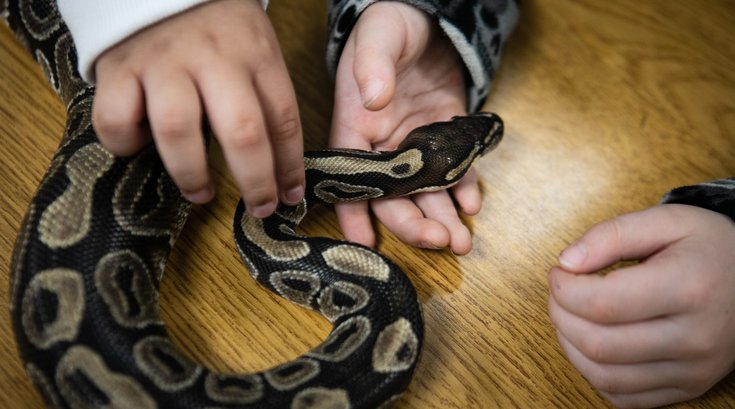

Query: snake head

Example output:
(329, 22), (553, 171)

(396, 112), (504, 185)
(453, 112), (504, 156)
(398, 112), (504, 156)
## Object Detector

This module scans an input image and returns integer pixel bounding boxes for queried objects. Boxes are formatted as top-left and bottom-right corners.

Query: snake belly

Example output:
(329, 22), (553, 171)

(4, 1), (504, 408)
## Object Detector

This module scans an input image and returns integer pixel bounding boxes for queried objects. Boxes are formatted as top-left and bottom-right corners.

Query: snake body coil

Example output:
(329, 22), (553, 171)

(4, 2), (503, 408)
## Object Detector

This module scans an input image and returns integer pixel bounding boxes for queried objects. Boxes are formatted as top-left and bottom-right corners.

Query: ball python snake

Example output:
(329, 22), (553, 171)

(4, 1), (504, 408)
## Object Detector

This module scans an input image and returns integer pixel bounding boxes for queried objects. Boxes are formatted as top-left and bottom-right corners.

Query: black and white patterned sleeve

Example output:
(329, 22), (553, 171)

(661, 178), (735, 222)
(326, 0), (520, 112)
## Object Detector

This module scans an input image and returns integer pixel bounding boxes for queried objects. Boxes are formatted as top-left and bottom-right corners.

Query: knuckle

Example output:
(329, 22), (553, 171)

(251, 27), (279, 57)
(96, 50), (128, 70)
(93, 107), (131, 137)
(547, 299), (562, 328)
(660, 202), (688, 221)
(684, 332), (718, 358)
(252, 45), (280, 71)
(246, 179), (276, 200)
(278, 162), (305, 184)
(153, 113), (196, 141)
(675, 277), (709, 312)
(586, 294), (617, 323)
(201, 31), (224, 55)
(583, 366), (615, 393)
(607, 217), (626, 260)
(353, 46), (382, 68)
(270, 111), (301, 143)
(674, 361), (722, 401)
(685, 367), (712, 391)
(604, 395), (635, 409)
(223, 119), (263, 151)
(169, 167), (207, 192)
(577, 333), (609, 363)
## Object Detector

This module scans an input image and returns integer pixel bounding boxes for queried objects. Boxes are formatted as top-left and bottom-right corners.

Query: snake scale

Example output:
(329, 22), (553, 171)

(4, 1), (504, 408)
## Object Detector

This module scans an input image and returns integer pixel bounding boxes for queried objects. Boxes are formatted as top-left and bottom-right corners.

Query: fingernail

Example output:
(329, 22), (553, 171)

(250, 200), (277, 218)
(183, 186), (214, 204)
(559, 242), (588, 269)
(361, 79), (385, 108)
(285, 185), (304, 204)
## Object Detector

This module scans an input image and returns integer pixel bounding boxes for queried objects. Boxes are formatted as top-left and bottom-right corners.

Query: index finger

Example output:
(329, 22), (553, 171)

(198, 66), (277, 218)
(253, 60), (305, 205)
(558, 206), (692, 273)
(548, 256), (685, 324)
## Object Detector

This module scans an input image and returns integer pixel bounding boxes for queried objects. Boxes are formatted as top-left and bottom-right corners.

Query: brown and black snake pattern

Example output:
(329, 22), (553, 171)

(3, 1), (504, 408)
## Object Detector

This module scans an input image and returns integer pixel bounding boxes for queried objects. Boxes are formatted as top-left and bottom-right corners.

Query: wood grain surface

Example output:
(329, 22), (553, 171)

(2, 0), (734, 407)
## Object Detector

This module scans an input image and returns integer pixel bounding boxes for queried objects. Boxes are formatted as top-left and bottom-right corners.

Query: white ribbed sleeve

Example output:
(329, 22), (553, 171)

(57, 0), (269, 82)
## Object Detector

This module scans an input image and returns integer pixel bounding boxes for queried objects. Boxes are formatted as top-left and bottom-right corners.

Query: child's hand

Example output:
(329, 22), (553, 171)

(92, 0), (304, 217)
(330, 2), (477, 254)
(548, 204), (735, 408)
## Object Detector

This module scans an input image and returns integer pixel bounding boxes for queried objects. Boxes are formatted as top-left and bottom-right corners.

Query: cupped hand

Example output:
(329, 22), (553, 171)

(548, 204), (735, 408)
(93, 0), (305, 217)
(330, 2), (479, 255)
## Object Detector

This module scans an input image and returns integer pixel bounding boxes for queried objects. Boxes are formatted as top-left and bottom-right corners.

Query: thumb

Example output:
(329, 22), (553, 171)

(558, 205), (690, 274)
(350, 10), (403, 110)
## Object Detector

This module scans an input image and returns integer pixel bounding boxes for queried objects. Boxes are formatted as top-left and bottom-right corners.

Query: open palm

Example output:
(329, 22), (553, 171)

(330, 2), (480, 254)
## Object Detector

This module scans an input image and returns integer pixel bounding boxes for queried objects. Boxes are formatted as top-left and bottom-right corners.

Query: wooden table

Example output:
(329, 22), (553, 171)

(1, 0), (734, 407)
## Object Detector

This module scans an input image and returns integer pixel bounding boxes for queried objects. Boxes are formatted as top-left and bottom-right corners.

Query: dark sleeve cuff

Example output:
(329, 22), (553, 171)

(661, 178), (735, 222)
(326, 0), (520, 112)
